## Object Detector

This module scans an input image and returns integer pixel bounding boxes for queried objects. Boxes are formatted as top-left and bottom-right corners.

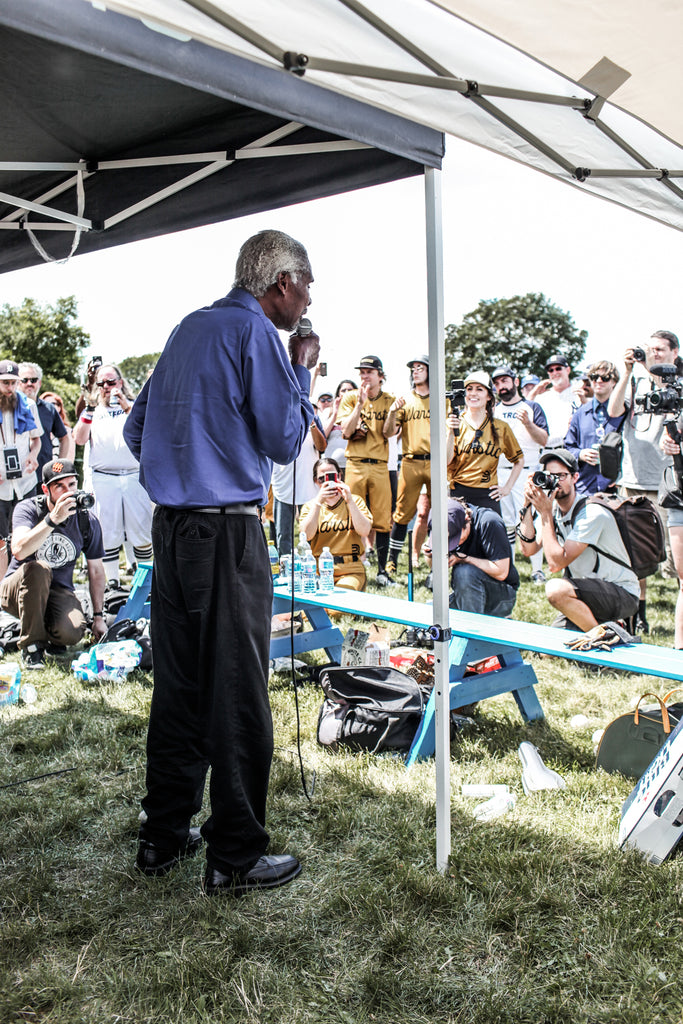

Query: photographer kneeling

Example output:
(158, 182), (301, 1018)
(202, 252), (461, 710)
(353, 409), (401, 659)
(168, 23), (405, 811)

(0, 459), (106, 669)
(518, 448), (639, 631)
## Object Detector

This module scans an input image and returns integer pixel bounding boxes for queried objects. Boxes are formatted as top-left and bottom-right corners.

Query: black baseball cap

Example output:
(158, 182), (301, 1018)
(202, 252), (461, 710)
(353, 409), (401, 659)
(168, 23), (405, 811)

(447, 500), (468, 552)
(491, 365), (515, 380)
(545, 354), (570, 370)
(42, 458), (78, 485)
(407, 354), (429, 369)
(0, 359), (19, 380)
(355, 355), (384, 372)
(539, 447), (578, 473)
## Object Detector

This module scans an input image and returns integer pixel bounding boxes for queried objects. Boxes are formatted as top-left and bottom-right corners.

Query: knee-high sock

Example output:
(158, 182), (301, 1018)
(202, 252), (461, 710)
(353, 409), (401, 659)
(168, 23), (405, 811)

(376, 531), (390, 573)
(388, 522), (408, 566)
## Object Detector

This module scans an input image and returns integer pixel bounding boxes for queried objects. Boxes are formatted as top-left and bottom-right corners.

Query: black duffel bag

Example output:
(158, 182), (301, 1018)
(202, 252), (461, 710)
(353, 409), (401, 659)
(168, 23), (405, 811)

(317, 665), (427, 754)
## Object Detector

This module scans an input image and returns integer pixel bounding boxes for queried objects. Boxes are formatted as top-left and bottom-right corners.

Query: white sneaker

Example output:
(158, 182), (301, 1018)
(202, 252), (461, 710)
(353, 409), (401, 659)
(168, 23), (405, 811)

(531, 570), (546, 585)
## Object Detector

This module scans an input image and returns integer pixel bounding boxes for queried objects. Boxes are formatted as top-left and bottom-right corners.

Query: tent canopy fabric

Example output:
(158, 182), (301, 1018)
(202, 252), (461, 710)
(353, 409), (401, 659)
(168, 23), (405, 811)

(90, 0), (683, 233)
(0, 0), (443, 273)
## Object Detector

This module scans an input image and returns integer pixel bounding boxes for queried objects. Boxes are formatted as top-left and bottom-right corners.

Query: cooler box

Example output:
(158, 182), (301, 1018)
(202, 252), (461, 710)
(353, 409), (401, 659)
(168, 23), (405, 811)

(619, 717), (683, 864)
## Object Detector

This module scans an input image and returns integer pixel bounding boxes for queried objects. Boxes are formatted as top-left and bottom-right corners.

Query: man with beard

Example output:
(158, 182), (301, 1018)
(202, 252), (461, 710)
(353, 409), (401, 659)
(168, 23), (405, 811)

(0, 360), (42, 577)
(518, 447), (639, 630)
(492, 365), (548, 581)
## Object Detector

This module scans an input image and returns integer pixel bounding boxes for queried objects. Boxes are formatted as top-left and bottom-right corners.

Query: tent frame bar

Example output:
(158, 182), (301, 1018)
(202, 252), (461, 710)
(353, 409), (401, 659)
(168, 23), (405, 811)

(0, 126), (370, 234)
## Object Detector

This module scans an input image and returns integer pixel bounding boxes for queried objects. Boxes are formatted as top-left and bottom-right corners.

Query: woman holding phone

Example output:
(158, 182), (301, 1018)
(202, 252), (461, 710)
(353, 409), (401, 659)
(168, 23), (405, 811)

(299, 457), (373, 591)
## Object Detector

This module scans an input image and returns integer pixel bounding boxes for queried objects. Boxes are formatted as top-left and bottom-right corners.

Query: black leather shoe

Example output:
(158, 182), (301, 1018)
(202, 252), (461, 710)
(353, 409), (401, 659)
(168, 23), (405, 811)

(135, 827), (203, 877)
(204, 854), (301, 896)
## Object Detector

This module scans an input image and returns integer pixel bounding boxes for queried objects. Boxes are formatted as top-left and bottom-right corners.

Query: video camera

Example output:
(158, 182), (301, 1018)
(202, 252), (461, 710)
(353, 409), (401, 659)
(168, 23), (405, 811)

(446, 378), (466, 436)
(635, 363), (683, 416)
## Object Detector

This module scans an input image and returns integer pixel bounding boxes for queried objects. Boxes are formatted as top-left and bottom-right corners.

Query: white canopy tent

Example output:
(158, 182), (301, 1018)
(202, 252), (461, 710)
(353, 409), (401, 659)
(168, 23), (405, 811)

(2, 0), (682, 873)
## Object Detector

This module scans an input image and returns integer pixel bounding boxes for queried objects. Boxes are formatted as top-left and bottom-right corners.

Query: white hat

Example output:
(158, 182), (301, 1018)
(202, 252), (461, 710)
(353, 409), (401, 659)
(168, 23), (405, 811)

(463, 371), (493, 392)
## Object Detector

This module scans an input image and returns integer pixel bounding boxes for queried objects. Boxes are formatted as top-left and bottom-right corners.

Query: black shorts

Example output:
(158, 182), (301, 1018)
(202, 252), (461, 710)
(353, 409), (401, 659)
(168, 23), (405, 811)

(0, 497), (19, 539)
(553, 576), (639, 630)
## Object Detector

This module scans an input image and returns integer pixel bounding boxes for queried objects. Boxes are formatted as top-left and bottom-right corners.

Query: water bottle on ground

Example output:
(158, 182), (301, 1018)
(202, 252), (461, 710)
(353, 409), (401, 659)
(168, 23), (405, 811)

(303, 550), (317, 594)
(318, 547), (335, 594)
(268, 541), (280, 580)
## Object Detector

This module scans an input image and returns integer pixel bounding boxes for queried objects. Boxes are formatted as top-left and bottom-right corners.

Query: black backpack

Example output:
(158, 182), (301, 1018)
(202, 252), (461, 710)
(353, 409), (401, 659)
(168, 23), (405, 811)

(569, 492), (666, 580)
(317, 665), (427, 754)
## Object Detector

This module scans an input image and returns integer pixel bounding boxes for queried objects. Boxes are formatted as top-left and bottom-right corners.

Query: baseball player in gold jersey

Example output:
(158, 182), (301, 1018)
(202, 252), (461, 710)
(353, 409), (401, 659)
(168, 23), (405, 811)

(384, 355), (430, 576)
(337, 355), (395, 586)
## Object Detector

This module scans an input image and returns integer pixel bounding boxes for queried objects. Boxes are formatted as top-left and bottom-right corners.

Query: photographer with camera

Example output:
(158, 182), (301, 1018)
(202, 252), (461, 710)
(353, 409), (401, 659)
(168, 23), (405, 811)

(0, 458), (105, 669)
(518, 448), (639, 631)
(607, 331), (681, 631)
(299, 457), (373, 591)
(0, 359), (43, 577)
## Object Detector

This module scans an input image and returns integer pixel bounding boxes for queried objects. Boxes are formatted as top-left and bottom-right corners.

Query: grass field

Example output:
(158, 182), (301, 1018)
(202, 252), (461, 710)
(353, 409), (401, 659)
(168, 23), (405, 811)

(1, 557), (683, 1024)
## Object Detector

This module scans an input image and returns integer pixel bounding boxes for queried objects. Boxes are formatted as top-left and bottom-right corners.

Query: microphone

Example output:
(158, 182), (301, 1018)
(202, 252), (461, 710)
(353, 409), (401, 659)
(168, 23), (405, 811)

(295, 317), (313, 337)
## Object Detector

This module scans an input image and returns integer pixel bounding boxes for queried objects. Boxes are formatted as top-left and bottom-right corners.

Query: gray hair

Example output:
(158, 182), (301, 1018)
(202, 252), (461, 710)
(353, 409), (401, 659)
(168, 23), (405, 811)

(19, 361), (42, 379)
(233, 230), (311, 298)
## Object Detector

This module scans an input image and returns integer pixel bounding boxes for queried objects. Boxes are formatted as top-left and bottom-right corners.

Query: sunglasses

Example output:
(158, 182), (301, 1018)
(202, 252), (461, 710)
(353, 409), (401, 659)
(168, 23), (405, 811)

(21, 377), (39, 384)
(97, 379), (119, 387)
(547, 366), (566, 373)
(589, 374), (613, 383)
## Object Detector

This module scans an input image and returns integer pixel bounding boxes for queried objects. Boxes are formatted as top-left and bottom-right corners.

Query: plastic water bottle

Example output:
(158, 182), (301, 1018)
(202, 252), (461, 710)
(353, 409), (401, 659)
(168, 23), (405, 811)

(303, 551), (317, 594)
(268, 541), (280, 580)
(318, 547), (335, 594)
(293, 546), (303, 593)
(473, 792), (517, 821)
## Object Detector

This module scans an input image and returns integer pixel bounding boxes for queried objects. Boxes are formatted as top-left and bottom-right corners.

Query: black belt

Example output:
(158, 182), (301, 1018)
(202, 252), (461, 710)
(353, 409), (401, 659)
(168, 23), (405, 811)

(405, 454), (430, 461)
(355, 458), (382, 464)
(333, 554), (360, 564)
(181, 503), (259, 516)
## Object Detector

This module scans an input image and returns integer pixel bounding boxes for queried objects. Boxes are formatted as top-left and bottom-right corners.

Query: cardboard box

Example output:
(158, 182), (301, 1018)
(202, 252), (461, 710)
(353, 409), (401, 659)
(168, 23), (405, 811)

(619, 717), (683, 864)
(341, 628), (369, 667)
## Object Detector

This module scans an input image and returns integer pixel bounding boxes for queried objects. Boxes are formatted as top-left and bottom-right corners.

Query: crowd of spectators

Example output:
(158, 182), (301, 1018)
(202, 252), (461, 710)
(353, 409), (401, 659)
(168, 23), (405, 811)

(286, 332), (682, 645)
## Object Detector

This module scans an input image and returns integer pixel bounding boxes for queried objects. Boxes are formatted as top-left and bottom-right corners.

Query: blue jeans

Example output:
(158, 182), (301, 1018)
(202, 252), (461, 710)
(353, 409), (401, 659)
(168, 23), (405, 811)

(450, 562), (517, 617)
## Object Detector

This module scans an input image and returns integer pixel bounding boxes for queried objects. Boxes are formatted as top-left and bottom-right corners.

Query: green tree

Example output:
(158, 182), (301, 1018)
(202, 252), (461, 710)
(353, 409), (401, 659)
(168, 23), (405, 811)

(445, 293), (587, 381)
(0, 295), (90, 381)
(119, 352), (161, 393)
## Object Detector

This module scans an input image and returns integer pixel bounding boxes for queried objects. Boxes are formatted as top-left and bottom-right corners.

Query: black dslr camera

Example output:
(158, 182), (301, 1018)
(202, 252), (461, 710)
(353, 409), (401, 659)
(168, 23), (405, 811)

(75, 490), (95, 510)
(635, 363), (683, 415)
(446, 378), (466, 437)
(531, 470), (559, 492)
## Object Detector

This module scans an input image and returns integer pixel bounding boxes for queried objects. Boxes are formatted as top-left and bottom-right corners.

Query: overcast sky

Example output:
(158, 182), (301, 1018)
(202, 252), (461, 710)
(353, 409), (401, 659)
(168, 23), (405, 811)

(2, 136), (681, 395)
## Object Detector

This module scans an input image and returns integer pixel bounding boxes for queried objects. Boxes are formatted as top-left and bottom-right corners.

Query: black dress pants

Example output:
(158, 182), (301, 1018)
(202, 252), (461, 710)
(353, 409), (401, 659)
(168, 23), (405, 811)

(141, 506), (273, 874)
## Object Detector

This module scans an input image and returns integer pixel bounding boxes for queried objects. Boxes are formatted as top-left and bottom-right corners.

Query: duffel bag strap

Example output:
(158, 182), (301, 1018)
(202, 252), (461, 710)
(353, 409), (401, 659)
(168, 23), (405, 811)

(634, 692), (671, 733)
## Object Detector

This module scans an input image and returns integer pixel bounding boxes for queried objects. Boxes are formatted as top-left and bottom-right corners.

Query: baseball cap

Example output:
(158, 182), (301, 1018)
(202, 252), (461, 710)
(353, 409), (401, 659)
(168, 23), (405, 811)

(407, 354), (429, 369)
(539, 447), (578, 473)
(355, 355), (383, 372)
(0, 359), (20, 380)
(520, 373), (540, 388)
(447, 500), (468, 552)
(491, 365), (515, 381)
(545, 354), (570, 370)
(316, 391), (333, 401)
(463, 371), (493, 392)
(43, 458), (78, 485)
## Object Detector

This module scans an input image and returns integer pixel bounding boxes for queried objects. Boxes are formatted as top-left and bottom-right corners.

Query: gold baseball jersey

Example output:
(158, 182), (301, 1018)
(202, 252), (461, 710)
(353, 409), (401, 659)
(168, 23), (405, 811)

(299, 495), (373, 560)
(447, 416), (523, 490)
(395, 391), (430, 456)
(337, 389), (395, 461)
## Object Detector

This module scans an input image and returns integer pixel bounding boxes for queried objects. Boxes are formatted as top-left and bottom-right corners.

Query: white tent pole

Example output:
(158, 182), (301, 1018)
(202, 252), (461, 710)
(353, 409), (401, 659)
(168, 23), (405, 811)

(424, 165), (451, 873)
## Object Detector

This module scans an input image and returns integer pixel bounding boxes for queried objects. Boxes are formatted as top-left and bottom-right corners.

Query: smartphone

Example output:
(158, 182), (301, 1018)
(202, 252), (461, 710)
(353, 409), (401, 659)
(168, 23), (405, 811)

(319, 362), (327, 376)
(323, 471), (339, 484)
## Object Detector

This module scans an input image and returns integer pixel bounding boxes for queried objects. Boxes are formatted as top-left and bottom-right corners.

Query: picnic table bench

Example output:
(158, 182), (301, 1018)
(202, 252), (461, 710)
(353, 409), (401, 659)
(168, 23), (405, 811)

(271, 582), (683, 766)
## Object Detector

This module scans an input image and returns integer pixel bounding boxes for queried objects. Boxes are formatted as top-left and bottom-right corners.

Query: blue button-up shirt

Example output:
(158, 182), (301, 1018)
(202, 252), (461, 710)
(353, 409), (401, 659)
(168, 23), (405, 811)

(564, 398), (625, 495)
(124, 288), (314, 507)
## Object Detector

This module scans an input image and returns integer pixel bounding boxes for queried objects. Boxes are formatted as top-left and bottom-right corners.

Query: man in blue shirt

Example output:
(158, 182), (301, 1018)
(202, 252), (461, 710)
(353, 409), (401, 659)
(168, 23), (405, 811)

(564, 361), (625, 495)
(18, 362), (71, 477)
(124, 230), (318, 896)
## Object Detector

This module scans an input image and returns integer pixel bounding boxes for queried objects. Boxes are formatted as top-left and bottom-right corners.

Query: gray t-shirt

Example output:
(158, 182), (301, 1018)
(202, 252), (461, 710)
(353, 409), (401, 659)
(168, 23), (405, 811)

(620, 367), (672, 490)
(555, 495), (640, 598)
